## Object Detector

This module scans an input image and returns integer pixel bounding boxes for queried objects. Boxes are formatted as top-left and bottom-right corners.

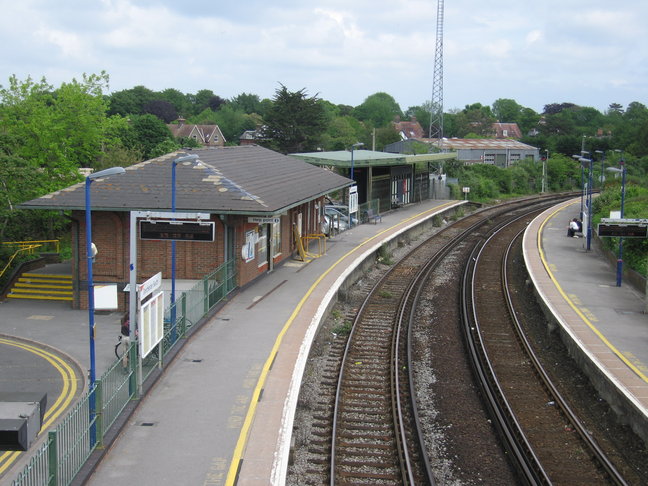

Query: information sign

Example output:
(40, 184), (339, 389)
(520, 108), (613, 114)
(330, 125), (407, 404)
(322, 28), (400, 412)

(140, 220), (215, 241)
(598, 223), (648, 238)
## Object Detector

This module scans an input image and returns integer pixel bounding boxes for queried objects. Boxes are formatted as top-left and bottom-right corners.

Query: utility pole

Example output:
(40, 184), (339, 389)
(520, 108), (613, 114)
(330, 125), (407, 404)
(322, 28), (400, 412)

(428, 0), (444, 150)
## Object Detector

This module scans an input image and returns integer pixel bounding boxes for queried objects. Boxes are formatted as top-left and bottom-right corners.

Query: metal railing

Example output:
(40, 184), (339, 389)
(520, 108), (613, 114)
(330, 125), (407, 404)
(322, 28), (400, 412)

(358, 198), (381, 224)
(11, 258), (236, 486)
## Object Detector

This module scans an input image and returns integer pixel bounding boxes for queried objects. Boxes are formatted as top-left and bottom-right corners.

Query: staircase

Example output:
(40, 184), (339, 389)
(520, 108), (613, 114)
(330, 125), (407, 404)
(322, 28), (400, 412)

(6, 272), (73, 302)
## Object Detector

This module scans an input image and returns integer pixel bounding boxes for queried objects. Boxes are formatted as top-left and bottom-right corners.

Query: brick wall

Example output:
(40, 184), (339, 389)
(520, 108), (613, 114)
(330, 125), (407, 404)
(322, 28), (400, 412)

(73, 204), (326, 309)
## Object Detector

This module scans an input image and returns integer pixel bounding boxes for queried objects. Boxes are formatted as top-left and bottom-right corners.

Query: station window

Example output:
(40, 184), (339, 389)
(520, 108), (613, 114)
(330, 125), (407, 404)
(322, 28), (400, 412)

(272, 220), (281, 257)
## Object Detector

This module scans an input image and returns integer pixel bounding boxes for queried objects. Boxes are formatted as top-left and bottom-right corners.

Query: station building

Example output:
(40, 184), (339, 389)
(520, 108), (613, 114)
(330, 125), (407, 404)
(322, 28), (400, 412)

(19, 145), (353, 311)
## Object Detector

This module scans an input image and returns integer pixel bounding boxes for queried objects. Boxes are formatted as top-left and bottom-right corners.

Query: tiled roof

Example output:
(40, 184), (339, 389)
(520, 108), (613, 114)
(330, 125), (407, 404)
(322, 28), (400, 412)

(19, 145), (353, 215)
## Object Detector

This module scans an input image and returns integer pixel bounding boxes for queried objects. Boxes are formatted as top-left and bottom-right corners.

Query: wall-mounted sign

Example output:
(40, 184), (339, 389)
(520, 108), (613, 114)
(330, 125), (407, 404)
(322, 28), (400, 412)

(349, 185), (358, 214)
(137, 272), (162, 302)
(248, 217), (280, 224)
(140, 220), (215, 241)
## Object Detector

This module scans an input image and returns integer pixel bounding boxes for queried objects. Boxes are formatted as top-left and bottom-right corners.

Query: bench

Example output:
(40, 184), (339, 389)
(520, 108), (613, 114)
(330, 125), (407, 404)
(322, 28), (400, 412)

(365, 208), (382, 224)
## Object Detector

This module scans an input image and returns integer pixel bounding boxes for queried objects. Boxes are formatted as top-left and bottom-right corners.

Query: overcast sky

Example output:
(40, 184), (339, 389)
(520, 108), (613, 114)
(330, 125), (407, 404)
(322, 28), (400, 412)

(2, 0), (646, 114)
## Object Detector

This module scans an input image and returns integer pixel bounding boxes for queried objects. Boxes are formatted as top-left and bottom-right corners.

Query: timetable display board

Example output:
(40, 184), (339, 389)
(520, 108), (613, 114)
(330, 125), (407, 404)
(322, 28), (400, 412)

(140, 220), (215, 241)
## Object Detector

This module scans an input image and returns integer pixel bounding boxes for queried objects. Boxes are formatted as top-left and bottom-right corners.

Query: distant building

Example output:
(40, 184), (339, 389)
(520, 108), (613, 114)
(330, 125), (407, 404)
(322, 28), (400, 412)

(167, 118), (226, 147)
(393, 116), (425, 140)
(433, 138), (539, 167)
(491, 122), (522, 139)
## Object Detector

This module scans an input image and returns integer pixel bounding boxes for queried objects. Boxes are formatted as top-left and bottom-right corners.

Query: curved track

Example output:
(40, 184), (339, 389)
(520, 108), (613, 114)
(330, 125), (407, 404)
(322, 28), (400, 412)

(288, 194), (634, 485)
(330, 195), (574, 485)
(462, 209), (628, 485)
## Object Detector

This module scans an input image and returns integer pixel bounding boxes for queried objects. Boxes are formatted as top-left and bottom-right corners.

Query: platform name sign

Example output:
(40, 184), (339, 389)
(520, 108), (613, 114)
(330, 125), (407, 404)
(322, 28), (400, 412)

(349, 185), (358, 216)
(597, 218), (648, 238)
(248, 217), (280, 224)
(140, 220), (215, 241)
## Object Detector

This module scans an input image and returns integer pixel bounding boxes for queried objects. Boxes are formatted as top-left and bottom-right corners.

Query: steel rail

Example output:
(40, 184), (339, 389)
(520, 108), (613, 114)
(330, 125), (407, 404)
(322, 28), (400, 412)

(502, 229), (628, 486)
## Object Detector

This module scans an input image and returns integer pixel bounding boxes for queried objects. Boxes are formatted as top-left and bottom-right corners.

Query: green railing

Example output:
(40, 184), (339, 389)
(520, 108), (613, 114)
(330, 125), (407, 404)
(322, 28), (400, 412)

(358, 198), (381, 224)
(11, 258), (236, 486)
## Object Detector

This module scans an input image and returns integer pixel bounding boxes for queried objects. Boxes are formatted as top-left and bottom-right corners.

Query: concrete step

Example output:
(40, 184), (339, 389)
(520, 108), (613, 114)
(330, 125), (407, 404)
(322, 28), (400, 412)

(7, 272), (73, 301)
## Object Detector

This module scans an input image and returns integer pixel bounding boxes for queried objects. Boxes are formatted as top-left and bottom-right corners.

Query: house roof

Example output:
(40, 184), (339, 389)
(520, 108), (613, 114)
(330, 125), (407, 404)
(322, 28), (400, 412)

(18, 145), (353, 216)
(167, 123), (226, 144)
(491, 122), (522, 139)
(291, 150), (456, 168)
(393, 119), (425, 140)
(424, 138), (538, 151)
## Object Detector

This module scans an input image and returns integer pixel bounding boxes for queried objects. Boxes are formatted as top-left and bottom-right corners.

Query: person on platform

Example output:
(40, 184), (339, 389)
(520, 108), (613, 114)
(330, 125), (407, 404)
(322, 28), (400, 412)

(567, 218), (580, 237)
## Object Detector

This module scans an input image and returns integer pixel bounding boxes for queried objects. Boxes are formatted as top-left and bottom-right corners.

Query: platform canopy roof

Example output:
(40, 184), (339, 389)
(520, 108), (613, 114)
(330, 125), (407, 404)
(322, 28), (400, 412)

(291, 149), (456, 168)
(19, 145), (353, 216)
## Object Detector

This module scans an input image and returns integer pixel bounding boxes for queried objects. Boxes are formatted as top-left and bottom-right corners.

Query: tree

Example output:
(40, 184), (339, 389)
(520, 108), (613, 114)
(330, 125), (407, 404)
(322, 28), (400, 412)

(107, 85), (156, 116)
(0, 73), (109, 186)
(230, 92), (263, 115)
(210, 104), (257, 143)
(128, 114), (175, 159)
(159, 88), (190, 117)
(353, 92), (403, 128)
(451, 103), (496, 137)
(191, 89), (216, 115)
(0, 72), (116, 240)
(143, 99), (178, 123)
(492, 98), (523, 123)
(320, 116), (363, 151)
(207, 95), (227, 111)
(260, 85), (327, 154)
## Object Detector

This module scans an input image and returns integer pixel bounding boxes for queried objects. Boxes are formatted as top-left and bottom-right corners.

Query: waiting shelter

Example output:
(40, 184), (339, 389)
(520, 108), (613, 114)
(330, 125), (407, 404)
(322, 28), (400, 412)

(291, 150), (457, 212)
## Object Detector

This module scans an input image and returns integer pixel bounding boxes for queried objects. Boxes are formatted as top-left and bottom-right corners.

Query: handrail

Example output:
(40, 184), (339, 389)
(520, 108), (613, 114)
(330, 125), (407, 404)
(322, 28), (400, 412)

(2, 239), (60, 253)
(0, 244), (42, 279)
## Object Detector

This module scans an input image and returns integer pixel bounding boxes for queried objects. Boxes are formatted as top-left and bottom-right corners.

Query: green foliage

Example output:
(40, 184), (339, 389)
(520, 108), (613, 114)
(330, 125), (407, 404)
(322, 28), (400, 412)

(128, 114), (175, 159)
(208, 104), (257, 143)
(353, 92), (403, 128)
(260, 85), (327, 154)
(321, 116), (363, 151)
(229, 92), (264, 116)
(593, 182), (648, 277)
(492, 98), (524, 123)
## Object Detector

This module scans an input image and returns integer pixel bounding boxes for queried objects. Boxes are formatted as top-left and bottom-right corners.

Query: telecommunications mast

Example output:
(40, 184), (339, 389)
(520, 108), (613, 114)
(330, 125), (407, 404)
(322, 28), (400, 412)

(428, 0), (444, 148)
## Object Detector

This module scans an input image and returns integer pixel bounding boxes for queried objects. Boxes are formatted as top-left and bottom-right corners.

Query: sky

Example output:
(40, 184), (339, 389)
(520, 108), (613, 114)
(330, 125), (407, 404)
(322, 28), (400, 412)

(1, 0), (646, 115)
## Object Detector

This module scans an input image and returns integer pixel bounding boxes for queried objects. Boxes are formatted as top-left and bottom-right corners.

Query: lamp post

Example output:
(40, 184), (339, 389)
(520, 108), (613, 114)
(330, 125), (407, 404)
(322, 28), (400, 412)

(171, 154), (199, 342)
(595, 150), (605, 188)
(86, 166), (125, 445)
(572, 153), (587, 219)
(579, 157), (593, 251)
(541, 150), (548, 193)
(606, 150), (626, 286)
(350, 142), (364, 180)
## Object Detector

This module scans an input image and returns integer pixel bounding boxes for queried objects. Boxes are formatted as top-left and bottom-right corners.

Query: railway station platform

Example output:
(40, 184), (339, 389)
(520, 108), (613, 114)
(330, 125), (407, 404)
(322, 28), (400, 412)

(3, 196), (647, 485)
(79, 198), (466, 486)
(524, 198), (648, 444)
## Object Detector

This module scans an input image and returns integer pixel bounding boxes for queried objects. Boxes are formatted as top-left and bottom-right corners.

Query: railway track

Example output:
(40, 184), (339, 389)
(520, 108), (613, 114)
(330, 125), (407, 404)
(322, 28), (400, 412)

(463, 209), (628, 485)
(288, 194), (635, 485)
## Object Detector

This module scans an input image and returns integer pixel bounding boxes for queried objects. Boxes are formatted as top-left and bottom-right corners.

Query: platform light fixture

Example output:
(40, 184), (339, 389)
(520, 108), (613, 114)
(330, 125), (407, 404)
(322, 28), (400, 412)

(350, 142), (364, 180)
(171, 153), (199, 342)
(605, 150), (626, 286)
(85, 166), (125, 445)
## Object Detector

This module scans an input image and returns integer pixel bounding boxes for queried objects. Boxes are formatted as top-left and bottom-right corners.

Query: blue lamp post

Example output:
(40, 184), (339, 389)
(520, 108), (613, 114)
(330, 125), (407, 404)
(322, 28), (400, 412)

(595, 150), (605, 188)
(86, 166), (125, 444)
(579, 157), (593, 251)
(171, 154), (199, 342)
(606, 151), (627, 286)
(572, 153), (587, 219)
(350, 142), (364, 180)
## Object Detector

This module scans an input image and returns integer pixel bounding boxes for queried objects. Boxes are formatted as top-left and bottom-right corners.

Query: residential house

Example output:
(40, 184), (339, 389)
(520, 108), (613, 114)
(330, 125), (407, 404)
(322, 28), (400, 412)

(167, 118), (226, 147)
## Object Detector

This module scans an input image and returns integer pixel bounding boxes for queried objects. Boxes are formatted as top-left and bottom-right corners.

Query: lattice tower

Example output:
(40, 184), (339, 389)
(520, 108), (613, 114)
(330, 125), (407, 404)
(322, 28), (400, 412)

(428, 0), (444, 145)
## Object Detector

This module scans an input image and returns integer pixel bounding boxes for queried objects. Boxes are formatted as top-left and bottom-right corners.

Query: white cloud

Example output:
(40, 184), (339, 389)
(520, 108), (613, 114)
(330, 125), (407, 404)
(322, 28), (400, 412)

(0, 0), (646, 113)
